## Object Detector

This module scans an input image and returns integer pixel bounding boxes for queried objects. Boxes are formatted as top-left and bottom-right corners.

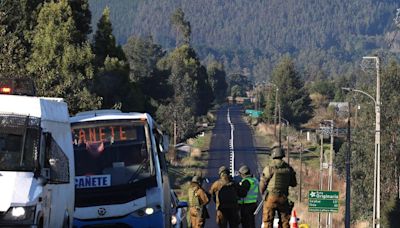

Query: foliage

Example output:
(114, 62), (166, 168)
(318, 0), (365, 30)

(269, 56), (313, 127)
(94, 57), (144, 111)
(88, 0), (399, 81)
(382, 196), (400, 227)
(157, 44), (213, 141)
(335, 59), (400, 221)
(69, 0), (92, 43)
(27, 0), (101, 114)
(93, 6), (124, 68)
(170, 8), (191, 46)
(227, 73), (251, 97)
(0, 24), (28, 78)
(207, 61), (228, 104)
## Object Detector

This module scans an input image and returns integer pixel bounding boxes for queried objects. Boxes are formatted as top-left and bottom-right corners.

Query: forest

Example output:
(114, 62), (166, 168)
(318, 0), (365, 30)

(89, 0), (400, 81)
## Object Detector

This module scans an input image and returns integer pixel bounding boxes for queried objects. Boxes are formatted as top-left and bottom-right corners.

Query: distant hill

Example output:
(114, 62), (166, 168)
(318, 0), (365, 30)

(89, 0), (399, 81)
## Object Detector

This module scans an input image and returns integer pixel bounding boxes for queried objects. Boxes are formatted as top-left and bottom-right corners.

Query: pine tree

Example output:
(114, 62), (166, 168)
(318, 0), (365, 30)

(93, 6), (124, 68)
(270, 56), (313, 127)
(170, 8), (191, 46)
(69, 0), (92, 43)
(27, 0), (100, 113)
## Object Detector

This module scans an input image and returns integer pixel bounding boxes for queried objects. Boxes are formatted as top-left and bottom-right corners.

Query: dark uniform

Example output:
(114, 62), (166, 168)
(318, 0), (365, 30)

(238, 165), (258, 228)
(259, 147), (297, 228)
(209, 166), (240, 228)
(188, 176), (210, 228)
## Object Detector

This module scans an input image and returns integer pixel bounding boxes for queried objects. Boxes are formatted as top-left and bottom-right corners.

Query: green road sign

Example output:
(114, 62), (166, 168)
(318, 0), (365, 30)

(308, 190), (339, 213)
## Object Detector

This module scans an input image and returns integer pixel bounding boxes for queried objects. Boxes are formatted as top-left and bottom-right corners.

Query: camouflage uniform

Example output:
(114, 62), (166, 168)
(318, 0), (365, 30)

(209, 166), (240, 228)
(188, 178), (210, 228)
(259, 148), (297, 228)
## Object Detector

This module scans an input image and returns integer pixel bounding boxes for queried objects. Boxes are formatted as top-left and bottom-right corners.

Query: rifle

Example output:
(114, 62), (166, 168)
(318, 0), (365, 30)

(254, 191), (268, 215)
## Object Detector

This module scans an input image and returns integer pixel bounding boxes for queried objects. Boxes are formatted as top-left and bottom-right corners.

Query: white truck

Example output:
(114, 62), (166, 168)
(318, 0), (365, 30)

(0, 82), (75, 227)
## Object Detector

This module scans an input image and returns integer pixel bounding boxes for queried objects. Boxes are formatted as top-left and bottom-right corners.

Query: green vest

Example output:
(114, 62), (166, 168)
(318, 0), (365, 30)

(267, 161), (292, 195)
(239, 177), (259, 204)
(188, 186), (200, 207)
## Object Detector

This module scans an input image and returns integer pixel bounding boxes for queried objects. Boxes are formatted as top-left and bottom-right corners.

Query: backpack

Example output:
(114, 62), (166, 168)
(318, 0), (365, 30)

(217, 180), (238, 209)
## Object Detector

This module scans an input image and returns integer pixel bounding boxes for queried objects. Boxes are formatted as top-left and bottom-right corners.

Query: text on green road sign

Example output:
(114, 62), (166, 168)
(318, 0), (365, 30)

(308, 190), (339, 213)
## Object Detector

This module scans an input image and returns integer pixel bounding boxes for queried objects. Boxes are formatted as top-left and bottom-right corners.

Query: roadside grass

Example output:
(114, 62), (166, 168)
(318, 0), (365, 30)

(168, 131), (212, 202)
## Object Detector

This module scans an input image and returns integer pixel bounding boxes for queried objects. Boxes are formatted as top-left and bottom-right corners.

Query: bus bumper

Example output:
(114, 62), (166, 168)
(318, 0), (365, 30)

(73, 210), (164, 228)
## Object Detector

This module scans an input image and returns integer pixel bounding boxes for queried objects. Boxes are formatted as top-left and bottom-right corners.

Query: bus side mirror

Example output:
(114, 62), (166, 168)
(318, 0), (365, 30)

(161, 135), (169, 153)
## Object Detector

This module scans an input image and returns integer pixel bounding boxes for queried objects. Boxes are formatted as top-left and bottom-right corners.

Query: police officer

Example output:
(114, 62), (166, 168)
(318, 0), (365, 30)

(259, 147), (297, 228)
(238, 165), (258, 228)
(188, 175), (210, 228)
(209, 166), (240, 228)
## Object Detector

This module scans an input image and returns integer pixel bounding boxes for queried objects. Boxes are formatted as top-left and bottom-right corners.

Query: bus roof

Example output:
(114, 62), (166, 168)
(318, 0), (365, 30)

(70, 110), (156, 127)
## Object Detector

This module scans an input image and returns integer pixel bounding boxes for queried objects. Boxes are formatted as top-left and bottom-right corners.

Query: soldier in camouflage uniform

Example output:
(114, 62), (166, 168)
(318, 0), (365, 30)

(209, 166), (240, 228)
(259, 147), (297, 228)
(188, 175), (210, 228)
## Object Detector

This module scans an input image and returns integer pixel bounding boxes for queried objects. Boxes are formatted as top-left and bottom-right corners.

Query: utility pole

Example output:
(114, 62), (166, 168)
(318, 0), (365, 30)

(328, 120), (334, 228)
(363, 56), (381, 228)
(318, 128), (323, 228)
(278, 104), (282, 148)
(274, 87), (279, 137)
(345, 102), (351, 228)
(299, 142), (303, 203)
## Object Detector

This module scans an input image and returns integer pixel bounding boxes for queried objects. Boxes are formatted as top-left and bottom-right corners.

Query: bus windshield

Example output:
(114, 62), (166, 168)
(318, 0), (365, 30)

(0, 115), (39, 171)
(72, 120), (152, 188)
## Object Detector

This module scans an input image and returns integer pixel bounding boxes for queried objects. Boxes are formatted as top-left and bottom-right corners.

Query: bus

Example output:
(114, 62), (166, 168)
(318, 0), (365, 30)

(70, 110), (172, 227)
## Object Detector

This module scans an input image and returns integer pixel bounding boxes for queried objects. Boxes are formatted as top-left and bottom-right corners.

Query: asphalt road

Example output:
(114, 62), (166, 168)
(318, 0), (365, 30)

(204, 104), (263, 228)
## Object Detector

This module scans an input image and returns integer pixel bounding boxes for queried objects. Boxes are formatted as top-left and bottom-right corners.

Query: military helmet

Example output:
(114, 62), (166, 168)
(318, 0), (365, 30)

(191, 175), (203, 184)
(218, 166), (229, 176)
(271, 147), (285, 159)
(238, 165), (250, 175)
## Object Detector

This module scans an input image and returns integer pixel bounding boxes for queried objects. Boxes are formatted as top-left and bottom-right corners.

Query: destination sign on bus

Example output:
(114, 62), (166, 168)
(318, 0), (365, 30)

(75, 175), (111, 189)
(72, 125), (138, 144)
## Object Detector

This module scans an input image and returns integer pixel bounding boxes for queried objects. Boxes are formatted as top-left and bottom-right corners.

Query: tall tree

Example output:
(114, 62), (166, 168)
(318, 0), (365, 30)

(0, 0), (43, 79)
(0, 24), (28, 78)
(69, 0), (92, 43)
(123, 36), (171, 114)
(207, 60), (228, 104)
(270, 56), (313, 127)
(94, 57), (144, 111)
(27, 0), (100, 113)
(170, 8), (191, 46)
(157, 44), (212, 141)
(93, 6), (124, 68)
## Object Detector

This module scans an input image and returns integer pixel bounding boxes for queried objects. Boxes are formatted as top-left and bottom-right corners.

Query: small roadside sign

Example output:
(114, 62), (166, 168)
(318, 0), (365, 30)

(308, 190), (339, 213)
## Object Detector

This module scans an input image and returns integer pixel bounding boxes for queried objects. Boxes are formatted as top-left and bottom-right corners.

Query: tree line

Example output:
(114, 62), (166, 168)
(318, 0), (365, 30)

(88, 0), (399, 83)
(0, 1), (227, 143)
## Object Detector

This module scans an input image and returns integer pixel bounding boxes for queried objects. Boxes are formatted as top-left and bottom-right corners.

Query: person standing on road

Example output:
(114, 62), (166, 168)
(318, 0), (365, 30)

(238, 165), (259, 228)
(259, 147), (297, 228)
(188, 175), (210, 228)
(209, 166), (240, 228)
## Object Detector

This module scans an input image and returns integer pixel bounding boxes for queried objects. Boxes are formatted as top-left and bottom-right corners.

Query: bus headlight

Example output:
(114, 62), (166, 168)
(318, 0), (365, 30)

(171, 214), (177, 225)
(132, 205), (161, 217)
(0, 206), (35, 223)
(144, 207), (154, 215)
(11, 207), (26, 217)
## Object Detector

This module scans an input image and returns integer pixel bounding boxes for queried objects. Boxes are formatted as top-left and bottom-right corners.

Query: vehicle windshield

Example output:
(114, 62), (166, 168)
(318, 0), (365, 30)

(72, 120), (152, 188)
(0, 115), (40, 171)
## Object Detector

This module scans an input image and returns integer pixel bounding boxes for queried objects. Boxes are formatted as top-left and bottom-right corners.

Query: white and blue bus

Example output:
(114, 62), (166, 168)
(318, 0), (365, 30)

(70, 110), (172, 227)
